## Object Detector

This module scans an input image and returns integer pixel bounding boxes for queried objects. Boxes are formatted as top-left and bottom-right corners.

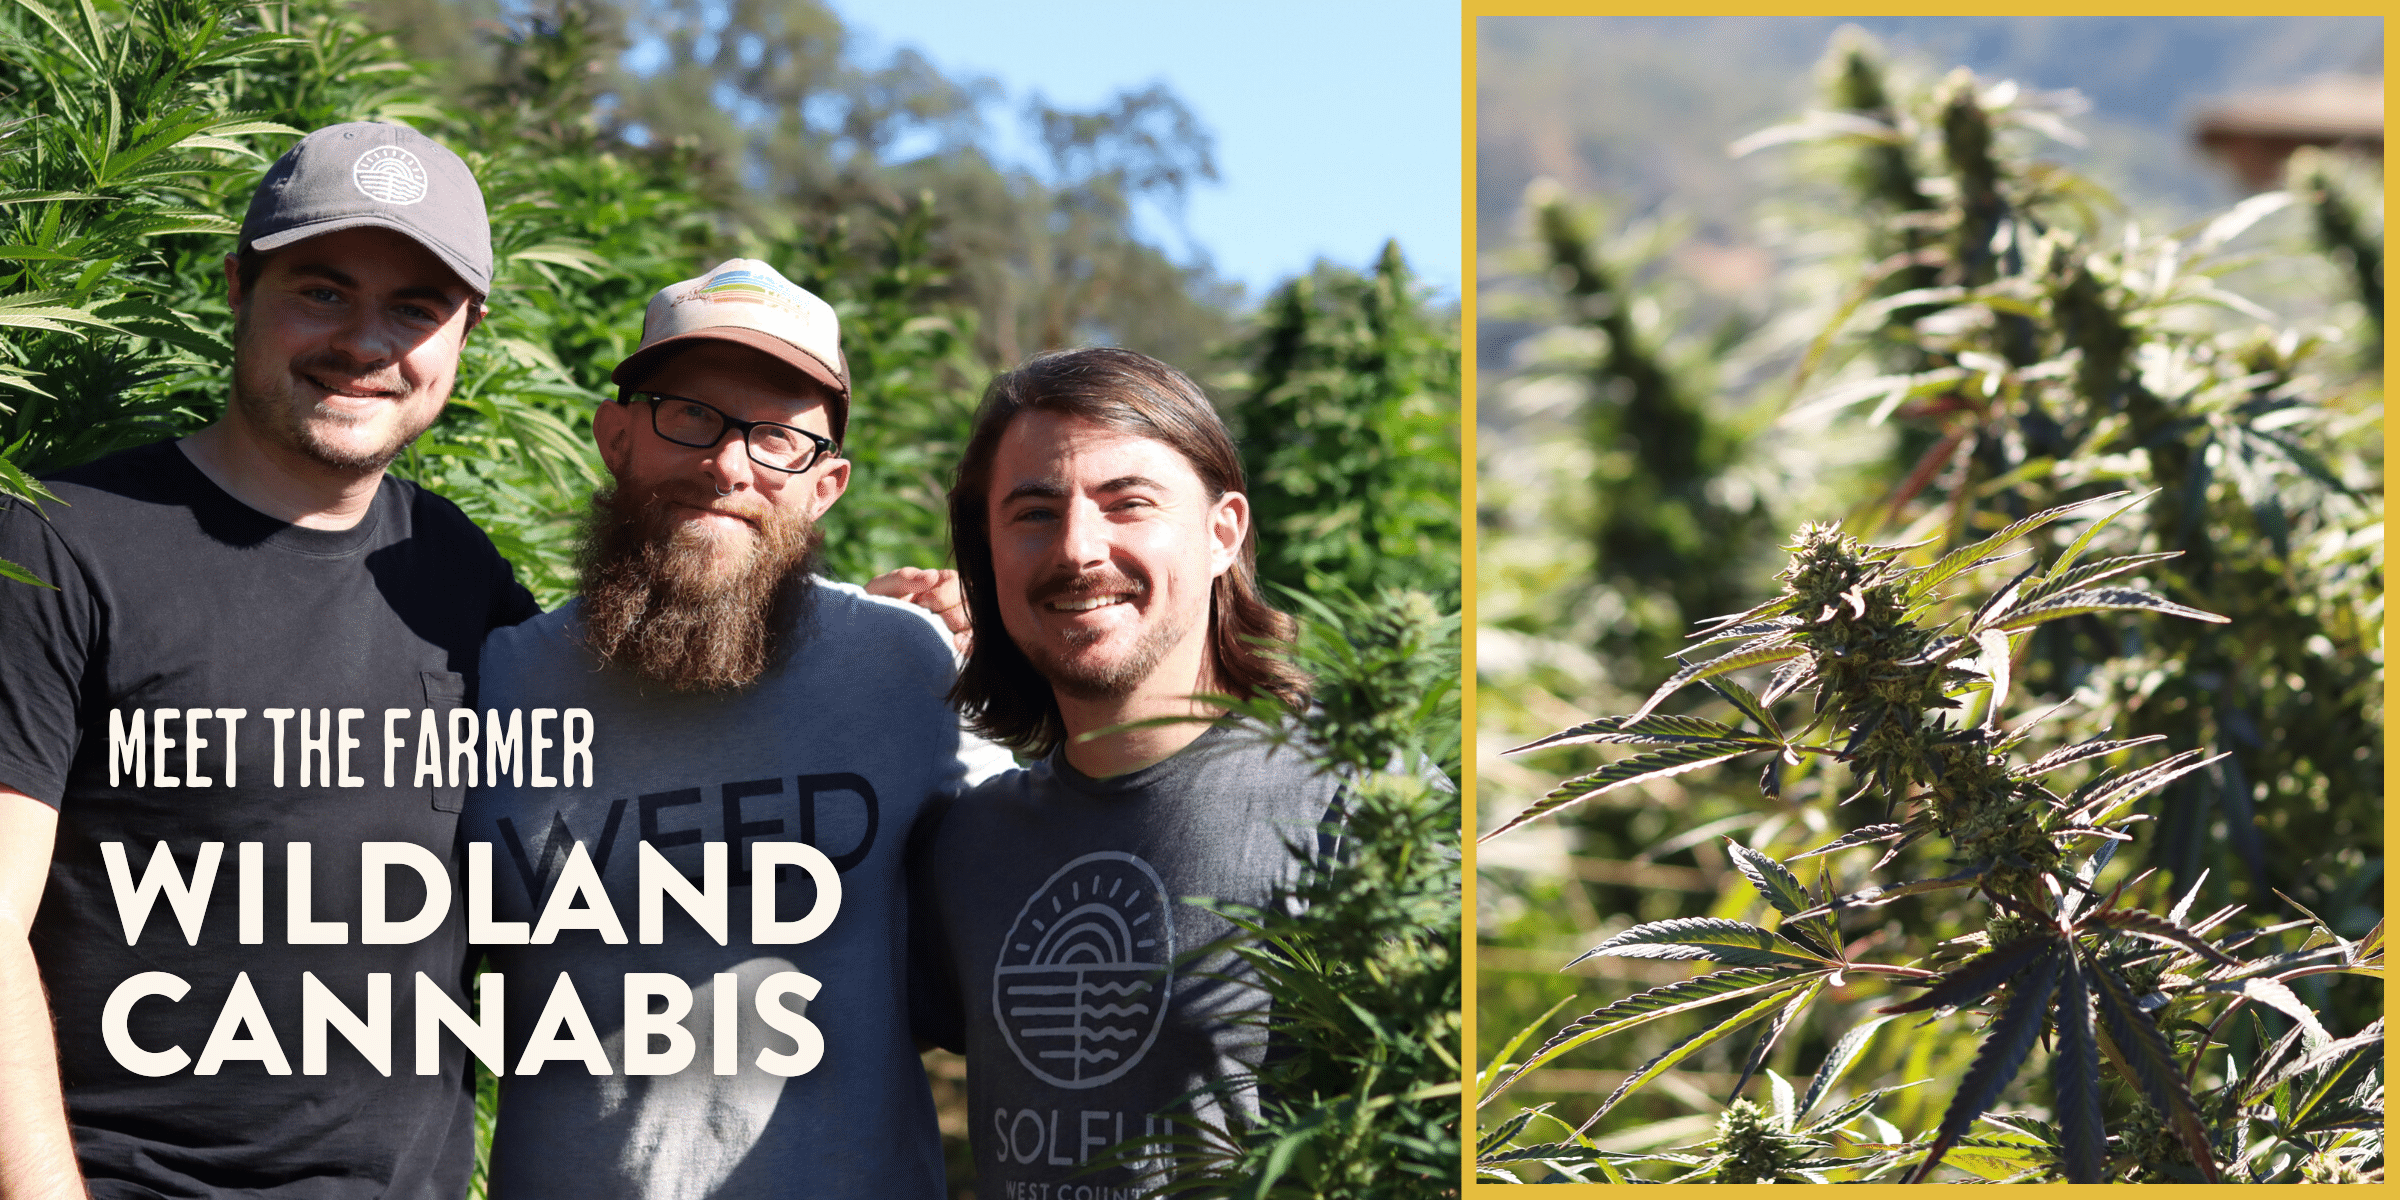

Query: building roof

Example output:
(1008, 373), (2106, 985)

(2195, 74), (2383, 143)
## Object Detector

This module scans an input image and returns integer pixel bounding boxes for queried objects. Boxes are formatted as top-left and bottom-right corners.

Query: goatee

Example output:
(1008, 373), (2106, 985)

(577, 482), (824, 692)
(1022, 568), (1188, 702)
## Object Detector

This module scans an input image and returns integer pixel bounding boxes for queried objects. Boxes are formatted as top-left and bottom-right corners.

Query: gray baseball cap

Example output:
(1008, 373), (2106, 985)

(239, 122), (492, 294)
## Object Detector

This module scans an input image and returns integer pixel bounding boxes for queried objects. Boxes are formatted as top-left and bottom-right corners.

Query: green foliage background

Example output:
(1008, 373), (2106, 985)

(1475, 21), (2380, 1183)
(0, 1), (1462, 1196)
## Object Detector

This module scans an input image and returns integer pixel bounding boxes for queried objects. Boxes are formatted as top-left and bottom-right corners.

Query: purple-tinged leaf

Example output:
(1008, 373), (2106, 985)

(1789, 822), (1911, 860)
(1904, 948), (2060, 1183)
(1991, 587), (2229, 632)
(2049, 826), (2132, 842)
(1690, 595), (1799, 637)
(1701, 672), (1783, 742)
(2240, 1019), (2382, 1108)
(1799, 1081), (1924, 1139)
(2011, 734), (2170, 779)
(1993, 698), (2069, 753)
(2085, 909), (2240, 968)
(1878, 935), (2054, 1015)
(2052, 952), (2107, 1183)
(2091, 962), (2218, 1181)
(1964, 561), (2043, 635)
(2197, 944), (2345, 985)
(2167, 868), (2210, 924)
(2240, 976), (2330, 1045)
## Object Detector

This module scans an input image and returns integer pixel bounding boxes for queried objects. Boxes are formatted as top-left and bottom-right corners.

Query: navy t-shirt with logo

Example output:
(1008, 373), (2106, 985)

(912, 721), (1343, 1195)
(0, 440), (537, 1198)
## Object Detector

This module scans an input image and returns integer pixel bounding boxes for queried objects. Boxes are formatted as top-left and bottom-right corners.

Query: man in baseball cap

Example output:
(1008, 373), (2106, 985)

(0, 122), (533, 1198)
(459, 258), (1005, 1198)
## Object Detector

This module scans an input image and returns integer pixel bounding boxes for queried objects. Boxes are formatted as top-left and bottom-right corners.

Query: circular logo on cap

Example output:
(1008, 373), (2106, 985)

(352, 146), (428, 205)
(992, 851), (1174, 1089)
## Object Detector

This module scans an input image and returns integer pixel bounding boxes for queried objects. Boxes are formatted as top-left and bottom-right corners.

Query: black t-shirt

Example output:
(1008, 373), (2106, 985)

(0, 440), (537, 1199)
(910, 721), (1344, 1195)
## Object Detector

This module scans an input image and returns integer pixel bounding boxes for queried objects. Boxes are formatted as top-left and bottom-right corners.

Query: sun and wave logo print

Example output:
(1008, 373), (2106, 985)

(351, 146), (428, 205)
(993, 851), (1173, 1089)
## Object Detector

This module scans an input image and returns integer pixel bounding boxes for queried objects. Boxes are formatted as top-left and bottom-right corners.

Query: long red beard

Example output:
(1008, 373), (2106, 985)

(576, 483), (824, 692)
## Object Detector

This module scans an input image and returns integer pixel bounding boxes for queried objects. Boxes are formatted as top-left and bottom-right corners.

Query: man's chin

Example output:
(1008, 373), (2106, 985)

(672, 514), (760, 544)
(275, 403), (434, 474)
(1030, 642), (1157, 702)
(296, 428), (413, 473)
(665, 523), (761, 577)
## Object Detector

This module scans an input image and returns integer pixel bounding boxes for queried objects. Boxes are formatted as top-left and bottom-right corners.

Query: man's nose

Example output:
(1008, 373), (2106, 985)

(1057, 500), (1108, 568)
(697, 432), (756, 493)
(325, 307), (401, 368)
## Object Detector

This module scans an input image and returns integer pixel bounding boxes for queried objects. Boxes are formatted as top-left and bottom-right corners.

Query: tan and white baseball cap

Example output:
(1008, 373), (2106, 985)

(610, 259), (851, 442)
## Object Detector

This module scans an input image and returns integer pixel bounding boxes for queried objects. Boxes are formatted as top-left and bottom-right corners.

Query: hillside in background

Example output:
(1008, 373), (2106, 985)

(1476, 15), (2382, 374)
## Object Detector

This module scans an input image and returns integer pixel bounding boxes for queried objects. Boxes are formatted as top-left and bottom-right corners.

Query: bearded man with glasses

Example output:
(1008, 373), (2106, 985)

(459, 259), (1005, 1199)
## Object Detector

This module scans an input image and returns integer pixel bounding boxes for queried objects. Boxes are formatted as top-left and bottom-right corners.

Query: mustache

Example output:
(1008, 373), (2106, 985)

(1030, 568), (1147, 606)
(293, 355), (408, 396)
(640, 480), (773, 528)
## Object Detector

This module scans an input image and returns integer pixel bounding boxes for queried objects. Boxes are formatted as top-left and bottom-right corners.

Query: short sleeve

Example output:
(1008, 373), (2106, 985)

(0, 498), (100, 805)
(488, 548), (540, 631)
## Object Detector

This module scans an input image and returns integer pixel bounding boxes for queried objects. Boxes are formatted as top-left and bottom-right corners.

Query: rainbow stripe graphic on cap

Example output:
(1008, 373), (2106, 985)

(616, 257), (849, 423)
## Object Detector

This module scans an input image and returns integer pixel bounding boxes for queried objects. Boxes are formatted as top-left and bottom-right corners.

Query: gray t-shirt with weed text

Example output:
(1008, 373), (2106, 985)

(462, 580), (1009, 1200)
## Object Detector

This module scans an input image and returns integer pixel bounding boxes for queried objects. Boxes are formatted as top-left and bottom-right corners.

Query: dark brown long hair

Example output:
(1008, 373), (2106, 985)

(948, 347), (1309, 755)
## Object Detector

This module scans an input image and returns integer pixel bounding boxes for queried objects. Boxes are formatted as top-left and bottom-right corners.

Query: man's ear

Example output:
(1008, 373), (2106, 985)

(461, 299), (486, 337)
(222, 254), (243, 310)
(592, 400), (634, 474)
(1207, 490), (1249, 579)
(806, 457), (851, 522)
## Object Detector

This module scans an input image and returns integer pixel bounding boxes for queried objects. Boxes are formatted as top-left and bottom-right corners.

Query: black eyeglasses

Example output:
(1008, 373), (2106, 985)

(622, 392), (839, 473)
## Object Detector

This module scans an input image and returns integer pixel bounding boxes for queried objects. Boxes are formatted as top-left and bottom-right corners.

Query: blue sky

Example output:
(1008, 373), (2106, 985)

(825, 0), (1462, 304)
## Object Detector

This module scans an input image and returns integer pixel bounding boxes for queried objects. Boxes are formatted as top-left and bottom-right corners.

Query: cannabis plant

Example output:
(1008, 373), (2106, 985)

(1477, 498), (2381, 1183)
(1227, 242), (1464, 608)
(1749, 37), (2382, 936)
(1130, 587), (1462, 1198)
(0, 0), (310, 585)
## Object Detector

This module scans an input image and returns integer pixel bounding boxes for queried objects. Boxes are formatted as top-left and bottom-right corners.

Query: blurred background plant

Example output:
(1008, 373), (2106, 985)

(1475, 17), (2379, 1182)
(0, 0), (1461, 1195)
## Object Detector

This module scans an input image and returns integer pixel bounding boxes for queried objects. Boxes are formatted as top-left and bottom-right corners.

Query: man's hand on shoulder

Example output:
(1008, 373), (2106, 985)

(866, 566), (971, 655)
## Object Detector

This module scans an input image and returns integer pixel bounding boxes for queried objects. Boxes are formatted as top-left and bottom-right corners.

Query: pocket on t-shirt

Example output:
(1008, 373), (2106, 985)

(422, 670), (467, 813)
